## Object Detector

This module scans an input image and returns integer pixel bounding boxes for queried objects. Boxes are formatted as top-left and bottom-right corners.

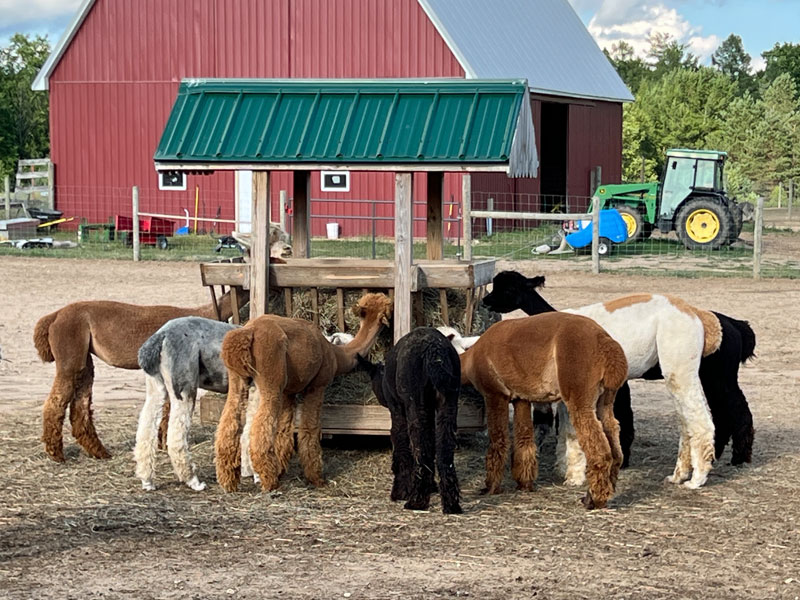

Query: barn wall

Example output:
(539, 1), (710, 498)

(48, 0), (463, 237)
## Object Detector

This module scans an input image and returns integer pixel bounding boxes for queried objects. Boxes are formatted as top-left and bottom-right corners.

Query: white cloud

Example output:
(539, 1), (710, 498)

(0, 0), (81, 29)
(574, 0), (721, 63)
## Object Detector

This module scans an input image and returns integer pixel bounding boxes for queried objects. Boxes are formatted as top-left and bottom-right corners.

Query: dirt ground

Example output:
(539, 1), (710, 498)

(1, 256), (799, 600)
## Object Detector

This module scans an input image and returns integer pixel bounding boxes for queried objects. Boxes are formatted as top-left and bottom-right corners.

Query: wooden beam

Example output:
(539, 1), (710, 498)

(249, 171), (271, 318)
(462, 174), (472, 261)
(426, 172), (444, 260)
(293, 170), (311, 258)
(394, 172), (413, 343)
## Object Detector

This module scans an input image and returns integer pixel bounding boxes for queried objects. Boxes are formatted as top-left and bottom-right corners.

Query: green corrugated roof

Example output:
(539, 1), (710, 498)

(154, 78), (538, 176)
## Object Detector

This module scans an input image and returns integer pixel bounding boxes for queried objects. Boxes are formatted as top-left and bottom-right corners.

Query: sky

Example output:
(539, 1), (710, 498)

(1, 0), (798, 73)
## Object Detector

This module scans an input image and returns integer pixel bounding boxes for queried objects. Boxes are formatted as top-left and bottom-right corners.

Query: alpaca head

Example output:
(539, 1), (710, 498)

(353, 293), (393, 328)
(355, 354), (387, 408)
(482, 271), (549, 315)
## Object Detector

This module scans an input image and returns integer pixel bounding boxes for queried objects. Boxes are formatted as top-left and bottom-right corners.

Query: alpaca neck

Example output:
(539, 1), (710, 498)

(332, 319), (384, 375)
(520, 294), (558, 316)
(197, 293), (234, 321)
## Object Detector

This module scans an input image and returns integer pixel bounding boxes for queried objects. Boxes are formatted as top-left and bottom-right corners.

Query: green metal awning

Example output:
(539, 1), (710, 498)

(154, 78), (538, 177)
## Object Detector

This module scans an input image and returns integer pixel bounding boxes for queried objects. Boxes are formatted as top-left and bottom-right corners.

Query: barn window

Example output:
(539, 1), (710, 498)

(158, 170), (187, 191)
(320, 170), (350, 192)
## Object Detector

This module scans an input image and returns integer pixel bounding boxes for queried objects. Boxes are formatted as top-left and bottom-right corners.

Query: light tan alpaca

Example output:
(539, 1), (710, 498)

(33, 292), (233, 462)
(215, 293), (392, 493)
(458, 312), (628, 509)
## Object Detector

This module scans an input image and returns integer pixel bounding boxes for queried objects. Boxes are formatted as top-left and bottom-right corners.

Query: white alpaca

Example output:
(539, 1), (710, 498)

(483, 272), (722, 489)
(435, 326), (480, 354)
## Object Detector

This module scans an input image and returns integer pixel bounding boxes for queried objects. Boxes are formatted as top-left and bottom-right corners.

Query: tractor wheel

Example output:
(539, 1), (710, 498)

(676, 198), (734, 250)
(614, 205), (647, 243)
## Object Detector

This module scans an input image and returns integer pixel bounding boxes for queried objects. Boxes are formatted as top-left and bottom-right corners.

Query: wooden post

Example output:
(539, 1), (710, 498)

(789, 180), (794, 221)
(279, 189), (287, 234)
(132, 186), (140, 262)
(284, 288), (293, 317)
(3, 175), (10, 220)
(591, 196), (600, 275)
(250, 171), (271, 318)
(47, 161), (55, 210)
(230, 286), (241, 325)
(462, 174), (472, 261)
(336, 288), (346, 332)
(293, 171), (311, 258)
(753, 196), (764, 280)
(426, 172), (444, 260)
(394, 172), (413, 343)
(778, 182), (782, 209)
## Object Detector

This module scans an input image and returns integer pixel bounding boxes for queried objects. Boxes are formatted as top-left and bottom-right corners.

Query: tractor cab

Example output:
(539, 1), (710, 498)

(659, 149), (727, 223)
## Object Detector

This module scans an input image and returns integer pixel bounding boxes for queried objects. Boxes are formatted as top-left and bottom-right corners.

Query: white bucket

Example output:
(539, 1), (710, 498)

(326, 222), (339, 240)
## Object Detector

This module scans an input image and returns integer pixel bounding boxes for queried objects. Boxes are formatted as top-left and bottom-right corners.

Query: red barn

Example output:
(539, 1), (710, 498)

(33, 0), (632, 238)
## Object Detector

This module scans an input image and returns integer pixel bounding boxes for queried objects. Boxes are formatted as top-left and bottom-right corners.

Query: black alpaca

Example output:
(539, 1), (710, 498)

(358, 327), (462, 514)
(482, 271), (756, 467)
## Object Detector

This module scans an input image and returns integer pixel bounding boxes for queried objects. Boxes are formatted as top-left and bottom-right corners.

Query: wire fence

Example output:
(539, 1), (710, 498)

(1, 184), (798, 279)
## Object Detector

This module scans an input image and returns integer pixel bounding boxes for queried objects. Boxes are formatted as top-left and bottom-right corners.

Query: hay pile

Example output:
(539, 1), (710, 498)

(237, 287), (498, 407)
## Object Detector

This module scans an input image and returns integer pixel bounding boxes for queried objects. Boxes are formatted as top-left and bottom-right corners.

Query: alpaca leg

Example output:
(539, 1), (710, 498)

(435, 393), (462, 514)
(214, 373), (250, 492)
(663, 371), (715, 489)
(240, 387), (260, 484)
(597, 389), (623, 487)
(729, 386), (754, 465)
(569, 403), (615, 510)
(69, 356), (111, 459)
(511, 400), (537, 491)
(296, 387), (326, 488)
(166, 392), (205, 491)
(388, 401), (414, 502)
(555, 402), (587, 486)
(157, 398), (170, 451)
(482, 393), (510, 495)
(248, 385), (283, 492)
(613, 382), (634, 468)
(41, 371), (77, 462)
(404, 389), (436, 511)
(273, 393), (297, 478)
(134, 375), (167, 490)
(666, 421), (693, 485)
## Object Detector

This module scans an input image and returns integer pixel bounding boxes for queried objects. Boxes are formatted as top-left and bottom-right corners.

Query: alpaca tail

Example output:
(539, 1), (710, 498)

(713, 311), (756, 363)
(599, 335), (629, 393)
(137, 329), (166, 376)
(424, 345), (462, 401)
(221, 327), (257, 377)
(33, 310), (59, 362)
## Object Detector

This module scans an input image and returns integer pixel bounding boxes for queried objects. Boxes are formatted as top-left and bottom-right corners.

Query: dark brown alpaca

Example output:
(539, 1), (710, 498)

(458, 312), (628, 509)
(33, 293), (233, 462)
(215, 293), (392, 493)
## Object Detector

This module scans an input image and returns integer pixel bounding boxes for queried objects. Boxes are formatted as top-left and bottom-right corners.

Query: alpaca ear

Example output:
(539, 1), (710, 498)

(380, 314), (390, 327)
(446, 333), (456, 341)
(529, 275), (546, 289)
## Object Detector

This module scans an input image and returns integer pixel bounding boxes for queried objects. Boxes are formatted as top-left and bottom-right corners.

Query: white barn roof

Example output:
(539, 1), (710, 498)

(34, 0), (633, 103)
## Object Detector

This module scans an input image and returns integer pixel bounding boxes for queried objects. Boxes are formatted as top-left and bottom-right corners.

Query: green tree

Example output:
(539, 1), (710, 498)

(711, 34), (757, 97)
(0, 33), (51, 184)
(647, 32), (698, 80)
(761, 42), (800, 93)
(605, 40), (649, 94)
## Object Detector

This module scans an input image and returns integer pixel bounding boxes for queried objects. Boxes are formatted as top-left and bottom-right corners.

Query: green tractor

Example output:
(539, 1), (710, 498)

(595, 149), (749, 250)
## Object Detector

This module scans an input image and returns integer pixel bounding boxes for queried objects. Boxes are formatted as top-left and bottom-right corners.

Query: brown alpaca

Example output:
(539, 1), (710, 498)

(215, 293), (392, 493)
(33, 292), (233, 462)
(458, 312), (628, 509)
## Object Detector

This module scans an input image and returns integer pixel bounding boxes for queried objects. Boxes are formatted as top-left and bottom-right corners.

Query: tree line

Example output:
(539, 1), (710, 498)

(607, 34), (800, 203)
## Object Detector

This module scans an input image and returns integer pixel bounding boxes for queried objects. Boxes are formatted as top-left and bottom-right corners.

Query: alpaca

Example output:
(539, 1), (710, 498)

(325, 332), (355, 346)
(134, 318), (356, 491)
(435, 326), (479, 354)
(215, 293), (393, 493)
(33, 292), (233, 462)
(358, 327), (463, 514)
(482, 271), (726, 489)
(458, 313), (628, 509)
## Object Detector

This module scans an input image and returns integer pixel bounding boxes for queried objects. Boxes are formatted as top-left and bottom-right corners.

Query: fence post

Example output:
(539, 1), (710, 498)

(462, 174), (472, 261)
(591, 196), (600, 275)
(778, 182), (782, 209)
(132, 186), (140, 262)
(487, 197), (494, 237)
(279, 189), (287, 233)
(371, 201), (377, 259)
(753, 196), (764, 280)
(47, 161), (55, 210)
(789, 180), (794, 221)
(3, 175), (10, 220)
